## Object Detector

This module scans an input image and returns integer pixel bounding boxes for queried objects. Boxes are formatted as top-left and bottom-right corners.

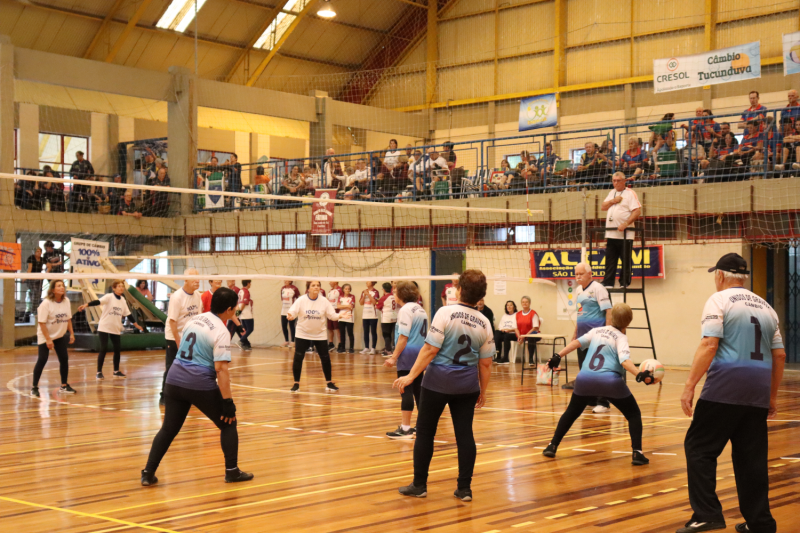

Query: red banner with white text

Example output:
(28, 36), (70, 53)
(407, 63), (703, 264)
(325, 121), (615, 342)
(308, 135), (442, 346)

(311, 189), (337, 235)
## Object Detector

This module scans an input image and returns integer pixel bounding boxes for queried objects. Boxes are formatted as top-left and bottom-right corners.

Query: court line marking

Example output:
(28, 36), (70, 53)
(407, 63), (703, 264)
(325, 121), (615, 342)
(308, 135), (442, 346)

(632, 494), (652, 499)
(606, 500), (626, 505)
(545, 513), (569, 519)
(511, 521), (535, 527)
(572, 448), (596, 452)
(0, 495), (179, 533)
(576, 506), (597, 512)
(659, 488), (677, 493)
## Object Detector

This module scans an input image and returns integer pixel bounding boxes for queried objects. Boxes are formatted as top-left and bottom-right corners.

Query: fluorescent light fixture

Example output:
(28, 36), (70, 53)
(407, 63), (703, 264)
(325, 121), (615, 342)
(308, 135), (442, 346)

(317, 0), (336, 18)
(156, 0), (208, 33)
(253, 0), (306, 50)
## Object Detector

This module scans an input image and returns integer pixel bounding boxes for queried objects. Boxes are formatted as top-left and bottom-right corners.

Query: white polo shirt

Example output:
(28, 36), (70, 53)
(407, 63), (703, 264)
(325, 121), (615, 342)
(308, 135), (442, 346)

(604, 188), (641, 240)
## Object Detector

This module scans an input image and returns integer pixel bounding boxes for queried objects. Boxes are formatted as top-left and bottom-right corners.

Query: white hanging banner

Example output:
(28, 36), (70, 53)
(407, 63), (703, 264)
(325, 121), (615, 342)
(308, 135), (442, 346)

(783, 32), (800, 76)
(70, 238), (109, 292)
(653, 42), (761, 94)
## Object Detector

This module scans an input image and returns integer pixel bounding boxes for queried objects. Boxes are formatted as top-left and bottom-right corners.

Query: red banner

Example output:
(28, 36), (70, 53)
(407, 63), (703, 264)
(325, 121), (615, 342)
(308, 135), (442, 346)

(0, 243), (21, 271)
(311, 189), (337, 235)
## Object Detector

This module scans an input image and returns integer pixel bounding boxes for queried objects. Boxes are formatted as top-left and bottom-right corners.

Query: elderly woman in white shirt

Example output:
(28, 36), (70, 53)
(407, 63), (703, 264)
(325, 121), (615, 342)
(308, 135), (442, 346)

(382, 139), (401, 174)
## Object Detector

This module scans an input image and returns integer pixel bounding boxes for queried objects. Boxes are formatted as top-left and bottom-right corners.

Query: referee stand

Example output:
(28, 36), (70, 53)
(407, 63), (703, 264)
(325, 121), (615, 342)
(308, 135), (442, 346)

(588, 226), (657, 365)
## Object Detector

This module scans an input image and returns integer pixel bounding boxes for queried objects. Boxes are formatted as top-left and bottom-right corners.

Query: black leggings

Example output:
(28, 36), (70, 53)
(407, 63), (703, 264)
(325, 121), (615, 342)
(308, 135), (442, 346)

(97, 331), (121, 372)
(161, 340), (178, 396)
(413, 386), (481, 490)
(397, 370), (423, 412)
(363, 319), (378, 348)
(551, 393), (643, 450)
(293, 338), (332, 383)
(281, 315), (296, 342)
(33, 335), (69, 387)
(145, 383), (238, 472)
(495, 331), (514, 359)
(381, 322), (395, 352)
(338, 322), (354, 350)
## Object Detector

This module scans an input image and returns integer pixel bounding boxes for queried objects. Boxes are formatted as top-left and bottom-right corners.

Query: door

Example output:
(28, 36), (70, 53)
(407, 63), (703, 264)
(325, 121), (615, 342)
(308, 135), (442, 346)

(431, 249), (465, 315)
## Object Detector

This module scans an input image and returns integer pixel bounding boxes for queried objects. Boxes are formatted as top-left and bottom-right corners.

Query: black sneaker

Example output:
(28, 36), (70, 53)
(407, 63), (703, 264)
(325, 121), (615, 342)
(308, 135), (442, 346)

(290, 383), (300, 393)
(561, 382), (574, 390)
(735, 524), (749, 533)
(347, 348), (354, 354)
(499, 358), (509, 365)
(96, 372), (105, 380)
(225, 468), (255, 483)
(542, 443), (557, 458)
(675, 521), (726, 533)
(113, 370), (126, 378)
(632, 450), (650, 466)
(398, 482), (427, 498)
(59, 384), (76, 394)
(328, 342), (335, 351)
(325, 382), (339, 393)
(337, 345), (345, 354)
(141, 470), (158, 486)
(30, 386), (40, 398)
(386, 426), (415, 439)
(453, 488), (473, 502)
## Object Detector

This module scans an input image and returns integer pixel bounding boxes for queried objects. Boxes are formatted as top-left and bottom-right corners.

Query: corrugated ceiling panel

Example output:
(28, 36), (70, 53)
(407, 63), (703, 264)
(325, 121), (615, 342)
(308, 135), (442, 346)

(35, 0), (113, 18)
(444, 0), (494, 19)
(632, 29), (702, 76)
(717, 13), (794, 58)
(324, 0), (408, 33)
(437, 63), (493, 101)
(439, 13), (494, 65)
(718, 0), (788, 22)
(633, 0), (703, 35)
(566, 41), (628, 85)
(496, 53), (555, 94)
(567, 0), (632, 47)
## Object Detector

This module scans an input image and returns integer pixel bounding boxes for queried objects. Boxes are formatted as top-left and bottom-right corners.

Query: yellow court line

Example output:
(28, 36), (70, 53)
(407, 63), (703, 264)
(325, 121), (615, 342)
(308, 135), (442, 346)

(545, 513), (569, 519)
(511, 521), (535, 527)
(606, 500), (626, 505)
(576, 506), (597, 512)
(0, 495), (179, 533)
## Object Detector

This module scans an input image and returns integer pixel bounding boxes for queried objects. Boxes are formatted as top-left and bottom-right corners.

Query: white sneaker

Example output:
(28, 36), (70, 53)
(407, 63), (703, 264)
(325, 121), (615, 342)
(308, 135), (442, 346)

(592, 405), (611, 414)
(360, 348), (370, 354)
(793, 163), (800, 170)
(774, 164), (784, 171)
(282, 342), (290, 348)
(368, 348), (376, 355)
(289, 342), (294, 348)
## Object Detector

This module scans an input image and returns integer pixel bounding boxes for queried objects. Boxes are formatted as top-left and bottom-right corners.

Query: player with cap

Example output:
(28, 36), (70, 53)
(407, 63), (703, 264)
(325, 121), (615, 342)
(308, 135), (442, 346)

(677, 253), (785, 533)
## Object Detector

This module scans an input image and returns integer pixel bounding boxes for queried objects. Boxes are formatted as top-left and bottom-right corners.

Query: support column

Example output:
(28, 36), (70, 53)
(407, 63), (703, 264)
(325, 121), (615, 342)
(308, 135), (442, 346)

(91, 113), (110, 176)
(553, 0), (568, 107)
(309, 90), (333, 161)
(0, 35), (16, 349)
(703, 0), (717, 109)
(18, 103), (39, 172)
(167, 66), (198, 215)
(425, 0), (438, 107)
(624, 84), (636, 125)
(487, 101), (496, 169)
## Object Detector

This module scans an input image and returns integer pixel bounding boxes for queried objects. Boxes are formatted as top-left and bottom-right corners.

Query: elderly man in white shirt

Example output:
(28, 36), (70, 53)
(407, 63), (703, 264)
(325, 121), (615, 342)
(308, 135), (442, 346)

(600, 172), (641, 288)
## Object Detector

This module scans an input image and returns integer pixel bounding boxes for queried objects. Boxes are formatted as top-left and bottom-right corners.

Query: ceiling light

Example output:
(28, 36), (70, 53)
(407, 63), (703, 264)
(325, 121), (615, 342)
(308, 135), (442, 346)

(156, 0), (208, 33)
(317, 0), (336, 18)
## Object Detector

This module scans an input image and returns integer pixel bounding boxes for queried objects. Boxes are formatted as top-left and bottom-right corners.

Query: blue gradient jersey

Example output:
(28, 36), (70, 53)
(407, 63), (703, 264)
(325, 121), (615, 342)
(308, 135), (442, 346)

(575, 326), (633, 399)
(422, 304), (495, 395)
(576, 281), (612, 337)
(166, 312), (232, 391)
(699, 288), (783, 409)
(395, 303), (429, 371)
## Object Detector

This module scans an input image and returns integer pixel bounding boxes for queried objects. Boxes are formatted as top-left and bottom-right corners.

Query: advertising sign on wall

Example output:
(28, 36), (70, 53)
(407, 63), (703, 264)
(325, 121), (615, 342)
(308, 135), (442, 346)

(653, 42), (761, 94)
(530, 246), (665, 280)
(518, 93), (558, 131)
(311, 189), (338, 236)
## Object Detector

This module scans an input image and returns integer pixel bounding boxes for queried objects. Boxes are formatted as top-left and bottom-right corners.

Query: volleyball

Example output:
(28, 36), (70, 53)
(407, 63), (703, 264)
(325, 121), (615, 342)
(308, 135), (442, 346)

(638, 359), (665, 384)
(790, 44), (800, 64)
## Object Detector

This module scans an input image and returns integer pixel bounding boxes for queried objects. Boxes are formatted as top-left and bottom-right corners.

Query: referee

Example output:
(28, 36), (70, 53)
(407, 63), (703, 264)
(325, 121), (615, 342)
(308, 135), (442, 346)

(394, 269), (494, 501)
(677, 253), (785, 533)
(600, 172), (640, 288)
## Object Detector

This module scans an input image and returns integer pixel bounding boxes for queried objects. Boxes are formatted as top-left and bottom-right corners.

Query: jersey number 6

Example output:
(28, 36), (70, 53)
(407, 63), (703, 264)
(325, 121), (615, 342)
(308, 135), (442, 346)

(588, 344), (606, 371)
(179, 332), (197, 361)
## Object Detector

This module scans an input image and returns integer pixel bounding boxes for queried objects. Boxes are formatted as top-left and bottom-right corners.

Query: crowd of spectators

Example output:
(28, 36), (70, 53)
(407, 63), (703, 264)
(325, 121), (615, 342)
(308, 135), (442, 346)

(15, 151), (172, 217)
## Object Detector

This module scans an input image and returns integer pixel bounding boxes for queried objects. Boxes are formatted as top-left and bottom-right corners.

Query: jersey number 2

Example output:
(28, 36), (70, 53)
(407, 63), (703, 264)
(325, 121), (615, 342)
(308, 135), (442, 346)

(588, 344), (606, 370)
(750, 317), (763, 361)
(453, 334), (471, 366)
(179, 332), (197, 361)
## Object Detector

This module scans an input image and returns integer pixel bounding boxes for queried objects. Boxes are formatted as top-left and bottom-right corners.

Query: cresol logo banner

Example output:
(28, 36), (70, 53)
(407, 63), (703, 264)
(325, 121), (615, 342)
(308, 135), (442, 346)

(653, 42), (761, 94)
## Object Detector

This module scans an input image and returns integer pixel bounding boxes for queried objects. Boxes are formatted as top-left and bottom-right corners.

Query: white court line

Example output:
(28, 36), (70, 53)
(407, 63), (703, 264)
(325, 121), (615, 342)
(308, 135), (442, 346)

(434, 440), (448, 444)
(365, 436), (383, 439)
(309, 430), (327, 433)
(611, 451), (629, 454)
(573, 449), (596, 452)
(263, 424), (279, 427)
(285, 428), (302, 431)
(653, 452), (677, 456)
(337, 432), (354, 436)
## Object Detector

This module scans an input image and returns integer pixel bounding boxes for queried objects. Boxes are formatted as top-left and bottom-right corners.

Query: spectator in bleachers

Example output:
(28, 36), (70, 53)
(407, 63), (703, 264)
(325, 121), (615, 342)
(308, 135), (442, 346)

(382, 139), (401, 174)
(537, 142), (561, 183)
(519, 150), (537, 181)
(118, 190), (142, 219)
(68, 151), (93, 213)
(780, 89), (800, 128)
(107, 174), (124, 215)
(145, 167), (171, 217)
(700, 109), (721, 149)
(353, 158), (371, 190)
(739, 90), (767, 131)
(19, 170), (39, 210)
(221, 153), (242, 208)
(282, 165), (306, 197)
(301, 166), (316, 194)
(777, 117), (800, 172)
(429, 148), (449, 180)
(408, 149), (426, 192)
(621, 138), (646, 177)
(441, 142), (457, 171)
(713, 122), (739, 149)
(142, 152), (157, 180)
(574, 142), (606, 184)
(599, 139), (618, 166)
(38, 172), (65, 211)
(88, 176), (109, 213)
(254, 166), (269, 188)
(323, 148), (343, 188)
(737, 120), (764, 171)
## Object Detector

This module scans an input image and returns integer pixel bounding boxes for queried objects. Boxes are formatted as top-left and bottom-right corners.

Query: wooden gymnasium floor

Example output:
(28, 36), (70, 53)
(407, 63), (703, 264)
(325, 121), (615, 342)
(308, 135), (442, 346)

(2, 346), (800, 533)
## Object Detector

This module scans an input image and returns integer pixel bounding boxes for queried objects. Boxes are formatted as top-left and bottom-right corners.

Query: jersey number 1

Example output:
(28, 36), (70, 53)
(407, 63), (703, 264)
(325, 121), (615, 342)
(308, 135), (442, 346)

(750, 317), (763, 361)
(179, 332), (197, 361)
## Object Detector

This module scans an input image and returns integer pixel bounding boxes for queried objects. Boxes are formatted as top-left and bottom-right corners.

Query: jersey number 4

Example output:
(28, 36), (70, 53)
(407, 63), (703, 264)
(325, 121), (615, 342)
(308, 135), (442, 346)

(179, 332), (197, 361)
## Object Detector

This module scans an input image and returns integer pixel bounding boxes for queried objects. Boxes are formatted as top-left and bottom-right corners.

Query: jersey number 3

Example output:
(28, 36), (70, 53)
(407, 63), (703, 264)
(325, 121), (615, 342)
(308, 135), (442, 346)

(179, 332), (197, 361)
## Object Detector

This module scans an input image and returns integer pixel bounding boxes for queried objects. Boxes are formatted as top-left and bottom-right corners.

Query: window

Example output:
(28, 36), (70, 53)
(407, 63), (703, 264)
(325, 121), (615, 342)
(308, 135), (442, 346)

(39, 133), (89, 175)
(404, 228), (430, 247)
(475, 227), (507, 244)
(285, 233), (306, 250)
(693, 215), (742, 238)
(374, 229), (396, 248)
(344, 231), (372, 249)
(570, 149), (586, 165)
(239, 236), (259, 251)
(437, 226), (467, 246)
(193, 237), (211, 252)
(513, 225), (536, 243)
(319, 233), (343, 249)
(215, 237), (236, 252)
(263, 235), (282, 250)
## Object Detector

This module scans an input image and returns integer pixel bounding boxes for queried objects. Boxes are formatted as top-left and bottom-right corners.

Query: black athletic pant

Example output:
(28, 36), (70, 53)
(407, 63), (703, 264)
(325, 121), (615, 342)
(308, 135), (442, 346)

(281, 316), (296, 342)
(495, 331), (514, 360)
(292, 338), (332, 382)
(413, 386), (481, 490)
(145, 383), (238, 472)
(240, 319), (254, 346)
(226, 320), (242, 340)
(575, 348), (609, 408)
(338, 322), (354, 350)
(363, 319), (378, 349)
(33, 335), (69, 387)
(602, 237), (633, 287)
(397, 370), (423, 412)
(684, 399), (776, 532)
(381, 322), (395, 352)
(161, 340), (178, 397)
(97, 331), (122, 372)
(551, 393), (642, 450)
(522, 337), (538, 364)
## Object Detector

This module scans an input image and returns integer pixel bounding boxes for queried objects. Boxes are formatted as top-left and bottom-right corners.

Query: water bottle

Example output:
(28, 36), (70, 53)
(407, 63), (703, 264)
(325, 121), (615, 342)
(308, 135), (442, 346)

(44, 199), (50, 211)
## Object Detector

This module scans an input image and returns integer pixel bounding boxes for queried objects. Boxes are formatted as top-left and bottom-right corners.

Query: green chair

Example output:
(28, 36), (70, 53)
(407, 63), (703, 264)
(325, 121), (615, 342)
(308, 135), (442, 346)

(655, 150), (680, 181)
(554, 160), (572, 172)
(433, 180), (451, 199)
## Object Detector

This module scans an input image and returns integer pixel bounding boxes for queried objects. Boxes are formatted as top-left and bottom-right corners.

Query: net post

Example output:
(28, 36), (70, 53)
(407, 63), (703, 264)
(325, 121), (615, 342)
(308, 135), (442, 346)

(581, 187), (588, 263)
(391, 206), (395, 251)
